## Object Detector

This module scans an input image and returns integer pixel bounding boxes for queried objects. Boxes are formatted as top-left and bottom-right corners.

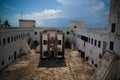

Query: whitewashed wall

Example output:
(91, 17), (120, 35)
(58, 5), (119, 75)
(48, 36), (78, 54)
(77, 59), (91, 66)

(75, 29), (120, 68)
(42, 34), (48, 56)
(0, 28), (31, 71)
(19, 20), (36, 28)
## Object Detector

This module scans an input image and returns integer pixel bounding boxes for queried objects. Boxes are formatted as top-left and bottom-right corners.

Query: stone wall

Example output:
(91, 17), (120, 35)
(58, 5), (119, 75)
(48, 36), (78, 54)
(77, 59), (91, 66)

(109, 0), (120, 36)
(91, 51), (120, 80)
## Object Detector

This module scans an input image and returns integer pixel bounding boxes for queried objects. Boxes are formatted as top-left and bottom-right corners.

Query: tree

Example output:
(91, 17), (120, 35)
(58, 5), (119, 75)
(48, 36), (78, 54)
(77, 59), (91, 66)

(0, 19), (2, 27)
(3, 20), (11, 27)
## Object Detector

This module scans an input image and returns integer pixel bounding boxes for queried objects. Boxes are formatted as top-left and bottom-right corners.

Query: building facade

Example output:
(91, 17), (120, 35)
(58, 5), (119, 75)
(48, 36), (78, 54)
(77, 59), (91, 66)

(0, 0), (120, 73)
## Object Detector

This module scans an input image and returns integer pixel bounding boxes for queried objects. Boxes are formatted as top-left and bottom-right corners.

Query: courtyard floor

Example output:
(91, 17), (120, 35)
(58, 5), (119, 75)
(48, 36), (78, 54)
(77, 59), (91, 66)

(0, 49), (94, 80)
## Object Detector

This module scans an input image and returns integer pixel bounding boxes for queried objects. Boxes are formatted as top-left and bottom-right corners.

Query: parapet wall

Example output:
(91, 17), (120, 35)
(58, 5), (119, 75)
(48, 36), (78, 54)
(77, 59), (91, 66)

(91, 51), (120, 80)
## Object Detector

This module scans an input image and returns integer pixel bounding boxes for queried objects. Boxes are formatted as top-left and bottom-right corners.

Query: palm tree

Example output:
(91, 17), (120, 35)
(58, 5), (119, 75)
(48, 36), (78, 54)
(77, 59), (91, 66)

(3, 20), (11, 27)
(0, 19), (2, 27)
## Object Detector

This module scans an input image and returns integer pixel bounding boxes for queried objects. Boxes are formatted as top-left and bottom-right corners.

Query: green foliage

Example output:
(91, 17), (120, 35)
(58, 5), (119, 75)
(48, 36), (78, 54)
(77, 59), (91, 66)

(0, 19), (11, 27)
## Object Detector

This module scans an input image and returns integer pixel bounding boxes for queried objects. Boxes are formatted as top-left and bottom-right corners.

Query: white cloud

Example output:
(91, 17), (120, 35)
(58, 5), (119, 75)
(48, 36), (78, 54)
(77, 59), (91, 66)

(21, 9), (62, 20)
(57, 0), (66, 4)
(4, 0), (109, 28)
(3, 4), (16, 10)
(104, 11), (109, 15)
(93, 1), (105, 10)
(10, 9), (62, 26)
(56, 0), (81, 5)
(56, 0), (109, 28)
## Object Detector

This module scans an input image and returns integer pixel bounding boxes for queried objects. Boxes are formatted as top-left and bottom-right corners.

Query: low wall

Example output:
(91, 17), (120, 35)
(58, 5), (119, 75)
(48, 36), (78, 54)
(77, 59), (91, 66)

(91, 51), (120, 80)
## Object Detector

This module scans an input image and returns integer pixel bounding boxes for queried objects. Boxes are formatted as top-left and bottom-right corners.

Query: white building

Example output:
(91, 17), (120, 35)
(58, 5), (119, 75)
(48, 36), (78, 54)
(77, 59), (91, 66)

(39, 29), (65, 60)
(19, 19), (36, 28)
(0, 0), (120, 75)
(0, 28), (33, 70)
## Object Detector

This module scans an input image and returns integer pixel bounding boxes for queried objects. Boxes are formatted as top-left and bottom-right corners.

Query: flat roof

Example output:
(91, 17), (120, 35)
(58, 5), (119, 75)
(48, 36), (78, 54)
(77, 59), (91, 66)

(19, 19), (35, 22)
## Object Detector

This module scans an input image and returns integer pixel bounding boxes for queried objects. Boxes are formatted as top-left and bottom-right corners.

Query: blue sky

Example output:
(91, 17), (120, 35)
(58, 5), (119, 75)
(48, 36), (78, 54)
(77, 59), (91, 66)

(0, 0), (110, 28)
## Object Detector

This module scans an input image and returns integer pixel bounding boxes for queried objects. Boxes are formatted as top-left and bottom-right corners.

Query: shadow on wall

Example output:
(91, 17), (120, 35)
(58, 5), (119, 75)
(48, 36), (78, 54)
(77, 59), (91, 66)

(78, 49), (85, 59)
(30, 40), (39, 49)
(65, 39), (71, 49)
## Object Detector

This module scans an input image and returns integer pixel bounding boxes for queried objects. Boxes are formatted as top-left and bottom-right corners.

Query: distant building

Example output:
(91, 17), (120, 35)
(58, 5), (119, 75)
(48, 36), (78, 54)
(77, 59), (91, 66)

(70, 21), (84, 30)
(19, 19), (36, 28)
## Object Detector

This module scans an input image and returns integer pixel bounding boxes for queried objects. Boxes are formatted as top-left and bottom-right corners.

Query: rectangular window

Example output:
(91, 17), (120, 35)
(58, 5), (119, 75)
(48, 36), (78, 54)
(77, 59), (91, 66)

(74, 26), (77, 28)
(8, 56), (10, 61)
(98, 41), (101, 48)
(58, 40), (61, 45)
(89, 38), (90, 43)
(20, 48), (22, 52)
(3, 38), (6, 44)
(17, 35), (18, 40)
(11, 36), (13, 42)
(19, 35), (20, 39)
(7, 37), (10, 43)
(14, 36), (16, 41)
(0, 39), (1, 46)
(91, 38), (93, 44)
(94, 40), (97, 46)
(34, 32), (37, 35)
(111, 23), (115, 33)
(66, 31), (69, 35)
(109, 41), (114, 51)
(1, 60), (4, 65)
(43, 40), (47, 45)
(86, 56), (89, 61)
(50, 37), (54, 44)
(81, 35), (88, 42)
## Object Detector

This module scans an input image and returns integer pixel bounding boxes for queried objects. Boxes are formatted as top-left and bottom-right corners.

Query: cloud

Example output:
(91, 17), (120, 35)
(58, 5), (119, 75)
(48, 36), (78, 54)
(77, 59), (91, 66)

(93, 1), (105, 10)
(2, 0), (110, 28)
(21, 9), (62, 20)
(9, 9), (62, 27)
(57, 0), (66, 4)
(57, 0), (81, 5)
(104, 11), (109, 15)
(56, 0), (105, 6)
(57, 0), (72, 5)
(56, 0), (109, 28)
(3, 4), (16, 10)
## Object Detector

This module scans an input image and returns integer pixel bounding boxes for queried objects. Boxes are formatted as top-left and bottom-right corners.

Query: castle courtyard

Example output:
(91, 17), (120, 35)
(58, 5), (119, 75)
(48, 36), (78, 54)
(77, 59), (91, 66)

(0, 49), (93, 80)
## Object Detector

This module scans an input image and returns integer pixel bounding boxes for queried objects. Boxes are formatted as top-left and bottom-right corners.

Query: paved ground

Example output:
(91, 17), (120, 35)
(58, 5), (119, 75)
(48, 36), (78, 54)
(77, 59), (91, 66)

(0, 49), (94, 80)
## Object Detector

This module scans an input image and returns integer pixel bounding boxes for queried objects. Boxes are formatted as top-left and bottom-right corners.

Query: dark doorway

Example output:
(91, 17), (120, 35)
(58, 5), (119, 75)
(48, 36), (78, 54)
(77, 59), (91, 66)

(109, 41), (114, 51)
(51, 51), (54, 58)
(92, 60), (94, 65)
(81, 51), (85, 59)
(28, 38), (31, 45)
(86, 56), (89, 61)
(44, 51), (49, 57)
(65, 39), (71, 49)
(14, 51), (17, 60)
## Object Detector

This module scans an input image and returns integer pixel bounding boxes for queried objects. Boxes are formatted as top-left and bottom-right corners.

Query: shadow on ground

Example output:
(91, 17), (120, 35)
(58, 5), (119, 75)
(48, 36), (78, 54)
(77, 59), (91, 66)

(0, 66), (30, 80)
(38, 59), (67, 68)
